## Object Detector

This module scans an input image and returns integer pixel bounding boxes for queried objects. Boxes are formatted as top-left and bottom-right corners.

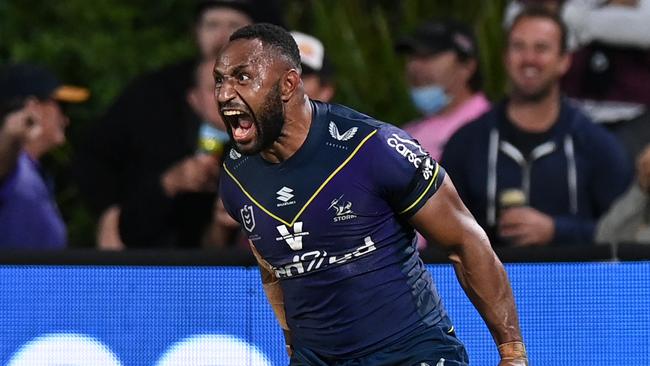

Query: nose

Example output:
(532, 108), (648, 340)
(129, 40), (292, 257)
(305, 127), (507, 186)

(216, 77), (236, 104)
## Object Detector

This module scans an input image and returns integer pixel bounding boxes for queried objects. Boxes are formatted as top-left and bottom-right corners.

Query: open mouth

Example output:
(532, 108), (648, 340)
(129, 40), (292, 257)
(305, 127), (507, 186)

(221, 109), (256, 143)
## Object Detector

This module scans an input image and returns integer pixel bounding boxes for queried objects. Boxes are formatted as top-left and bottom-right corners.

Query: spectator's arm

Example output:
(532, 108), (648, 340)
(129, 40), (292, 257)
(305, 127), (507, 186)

(563, 0), (650, 49)
(96, 205), (125, 250)
(0, 109), (34, 180)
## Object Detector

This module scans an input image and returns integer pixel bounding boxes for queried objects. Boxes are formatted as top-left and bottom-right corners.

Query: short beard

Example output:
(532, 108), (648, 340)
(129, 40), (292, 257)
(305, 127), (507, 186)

(236, 81), (285, 155)
(511, 81), (554, 103)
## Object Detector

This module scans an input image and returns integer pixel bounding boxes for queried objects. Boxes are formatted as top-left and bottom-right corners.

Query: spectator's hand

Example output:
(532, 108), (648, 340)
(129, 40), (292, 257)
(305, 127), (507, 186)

(0, 110), (40, 144)
(498, 206), (554, 246)
(636, 145), (650, 193)
(161, 154), (219, 197)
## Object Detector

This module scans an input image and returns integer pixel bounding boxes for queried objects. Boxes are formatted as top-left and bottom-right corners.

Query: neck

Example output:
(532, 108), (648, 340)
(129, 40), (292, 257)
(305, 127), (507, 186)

(260, 95), (313, 163)
(23, 142), (44, 161)
(507, 86), (561, 133)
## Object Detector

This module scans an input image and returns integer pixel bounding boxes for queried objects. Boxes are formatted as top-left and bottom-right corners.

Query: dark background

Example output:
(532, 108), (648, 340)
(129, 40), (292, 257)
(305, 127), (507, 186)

(0, 0), (508, 246)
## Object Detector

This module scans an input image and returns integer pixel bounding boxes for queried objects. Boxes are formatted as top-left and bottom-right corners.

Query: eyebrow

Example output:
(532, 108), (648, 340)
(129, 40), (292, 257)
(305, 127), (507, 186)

(215, 63), (250, 77)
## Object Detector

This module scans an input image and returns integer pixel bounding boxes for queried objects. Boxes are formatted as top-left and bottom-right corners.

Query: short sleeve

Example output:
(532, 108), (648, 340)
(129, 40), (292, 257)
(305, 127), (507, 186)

(372, 125), (446, 218)
(218, 166), (242, 225)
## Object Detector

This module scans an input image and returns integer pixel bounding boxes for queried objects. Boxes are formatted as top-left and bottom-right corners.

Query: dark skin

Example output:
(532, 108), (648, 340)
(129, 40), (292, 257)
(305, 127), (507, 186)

(214, 37), (526, 365)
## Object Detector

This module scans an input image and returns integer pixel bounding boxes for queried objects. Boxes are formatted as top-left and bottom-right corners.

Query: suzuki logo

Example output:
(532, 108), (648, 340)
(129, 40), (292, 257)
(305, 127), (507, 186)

(276, 222), (309, 251)
(276, 187), (294, 202)
(329, 121), (358, 141)
(240, 205), (255, 232)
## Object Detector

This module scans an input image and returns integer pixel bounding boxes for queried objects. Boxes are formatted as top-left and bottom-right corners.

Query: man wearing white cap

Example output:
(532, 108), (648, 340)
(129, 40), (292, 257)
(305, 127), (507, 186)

(291, 31), (336, 103)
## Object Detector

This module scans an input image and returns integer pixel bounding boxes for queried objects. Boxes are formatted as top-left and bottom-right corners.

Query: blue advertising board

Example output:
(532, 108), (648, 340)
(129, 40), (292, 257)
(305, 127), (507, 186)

(0, 262), (648, 365)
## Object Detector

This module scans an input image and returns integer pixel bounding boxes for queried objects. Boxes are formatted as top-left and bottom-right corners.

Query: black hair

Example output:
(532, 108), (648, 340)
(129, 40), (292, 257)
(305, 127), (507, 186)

(229, 23), (302, 70)
(508, 4), (569, 54)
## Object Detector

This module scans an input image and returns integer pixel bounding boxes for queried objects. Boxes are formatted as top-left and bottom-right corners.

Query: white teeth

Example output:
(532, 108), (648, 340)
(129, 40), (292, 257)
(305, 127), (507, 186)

(222, 110), (244, 116)
(523, 67), (539, 78)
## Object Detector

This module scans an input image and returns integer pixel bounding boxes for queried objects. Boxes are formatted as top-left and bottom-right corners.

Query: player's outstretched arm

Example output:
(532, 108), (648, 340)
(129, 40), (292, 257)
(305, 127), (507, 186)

(409, 176), (528, 366)
(250, 243), (293, 357)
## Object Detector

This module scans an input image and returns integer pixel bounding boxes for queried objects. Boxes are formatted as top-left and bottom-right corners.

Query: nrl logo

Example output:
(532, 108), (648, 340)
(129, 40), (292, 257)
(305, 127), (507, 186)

(240, 205), (255, 232)
(329, 121), (358, 141)
(229, 149), (242, 160)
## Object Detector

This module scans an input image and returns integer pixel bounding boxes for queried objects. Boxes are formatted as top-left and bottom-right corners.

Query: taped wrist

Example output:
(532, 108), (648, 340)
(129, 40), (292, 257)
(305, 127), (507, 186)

(263, 280), (289, 330)
(498, 341), (528, 361)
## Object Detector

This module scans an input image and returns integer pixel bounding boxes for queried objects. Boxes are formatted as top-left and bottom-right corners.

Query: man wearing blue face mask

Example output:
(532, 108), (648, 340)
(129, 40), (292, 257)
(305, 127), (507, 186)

(396, 19), (490, 162)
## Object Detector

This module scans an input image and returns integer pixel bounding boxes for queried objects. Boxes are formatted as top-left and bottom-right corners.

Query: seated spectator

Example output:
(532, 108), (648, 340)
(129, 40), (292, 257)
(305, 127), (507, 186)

(0, 63), (89, 249)
(442, 6), (631, 246)
(506, 0), (650, 163)
(396, 19), (490, 161)
(291, 31), (336, 103)
(597, 144), (650, 244)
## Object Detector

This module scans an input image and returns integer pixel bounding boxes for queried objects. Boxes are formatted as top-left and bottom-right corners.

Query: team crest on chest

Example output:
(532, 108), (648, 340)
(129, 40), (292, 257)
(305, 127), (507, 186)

(328, 195), (358, 222)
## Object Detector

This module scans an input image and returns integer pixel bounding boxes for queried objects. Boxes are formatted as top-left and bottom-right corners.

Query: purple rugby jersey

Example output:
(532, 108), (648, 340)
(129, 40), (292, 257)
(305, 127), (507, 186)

(220, 100), (449, 358)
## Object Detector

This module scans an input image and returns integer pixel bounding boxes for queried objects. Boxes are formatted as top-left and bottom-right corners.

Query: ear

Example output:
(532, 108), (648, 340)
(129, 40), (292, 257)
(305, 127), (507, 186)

(558, 52), (572, 76)
(280, 69), (301, 102)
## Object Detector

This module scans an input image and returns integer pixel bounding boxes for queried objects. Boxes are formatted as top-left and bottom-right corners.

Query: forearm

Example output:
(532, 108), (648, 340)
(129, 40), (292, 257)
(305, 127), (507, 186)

(410, 177), (526, 362)
(250, 244), (289, 329)
(250, 243), (292, 355)
(0, 135), (22, 180)
(448, 229), (522, 345)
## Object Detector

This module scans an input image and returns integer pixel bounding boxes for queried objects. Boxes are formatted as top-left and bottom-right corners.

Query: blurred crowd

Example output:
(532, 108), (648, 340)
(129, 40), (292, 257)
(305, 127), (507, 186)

(1, 0), (649, 251)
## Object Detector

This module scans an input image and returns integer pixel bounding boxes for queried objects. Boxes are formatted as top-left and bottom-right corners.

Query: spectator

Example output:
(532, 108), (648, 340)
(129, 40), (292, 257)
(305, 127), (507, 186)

(291, 31), (336, 102)
(597, 144), (650, 244)
(76, 0), (283, 249)
(396, 19), (490, 161)
(0, 63), (89, 249)
(442, 5), (632, 246)
(505, 1), (650, 158)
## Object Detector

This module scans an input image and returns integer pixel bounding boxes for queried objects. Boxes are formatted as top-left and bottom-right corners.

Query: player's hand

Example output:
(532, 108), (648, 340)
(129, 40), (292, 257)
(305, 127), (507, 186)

(283, 329), (293, 357)
(498, 206), (554, 246)
(161, 154), (219, 197)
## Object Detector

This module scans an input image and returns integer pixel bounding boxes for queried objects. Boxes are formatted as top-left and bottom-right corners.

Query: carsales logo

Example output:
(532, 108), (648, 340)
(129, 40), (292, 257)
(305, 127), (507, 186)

(7, 333), (272, 366)
(387, 133), (426, 168)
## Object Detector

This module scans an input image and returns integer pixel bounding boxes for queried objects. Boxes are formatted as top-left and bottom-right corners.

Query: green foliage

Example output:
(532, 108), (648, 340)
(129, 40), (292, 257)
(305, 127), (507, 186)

(0, 0), (509, 247)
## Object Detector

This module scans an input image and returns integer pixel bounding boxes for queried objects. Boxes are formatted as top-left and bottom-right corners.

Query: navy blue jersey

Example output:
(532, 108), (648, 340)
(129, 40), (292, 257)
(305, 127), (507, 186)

(220, 100), (448, 358)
